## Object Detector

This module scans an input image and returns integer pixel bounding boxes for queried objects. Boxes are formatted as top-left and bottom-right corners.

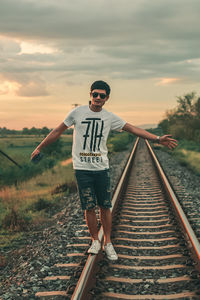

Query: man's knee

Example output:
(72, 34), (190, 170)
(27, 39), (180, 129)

(100, 207), (111, 214)
(85, 207), (96, 214)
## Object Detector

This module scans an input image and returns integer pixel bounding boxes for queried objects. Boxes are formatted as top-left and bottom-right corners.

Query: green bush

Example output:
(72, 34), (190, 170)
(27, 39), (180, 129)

(1, 208), (32, 231)
(175, 139), (200, 152)
(51, 181), (77, 195)
(159, 92), (200, 143)
(0, 157), (56, 187)
(32, 198), (52, 211)
(157, 138), (200, 176)
(109, 132), (134, 152)
(42, 138), (63, 157)
(0, 199), (7, 225)
(0, 135), (72, 188)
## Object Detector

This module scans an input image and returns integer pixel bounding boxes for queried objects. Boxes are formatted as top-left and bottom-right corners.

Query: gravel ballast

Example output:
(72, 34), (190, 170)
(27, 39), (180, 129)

(0, 143), (200, 299)
(0, 148), (131, 300)
(154, 148), (200, 241)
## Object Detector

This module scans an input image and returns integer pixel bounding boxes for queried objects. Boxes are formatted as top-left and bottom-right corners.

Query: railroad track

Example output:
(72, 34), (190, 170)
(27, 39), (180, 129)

(153, 148), (200, 246)
(35, 138), (200, 300)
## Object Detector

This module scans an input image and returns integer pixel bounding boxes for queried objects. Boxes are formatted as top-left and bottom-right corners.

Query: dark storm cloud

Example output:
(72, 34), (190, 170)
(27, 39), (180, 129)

(0, 0), (200, 85)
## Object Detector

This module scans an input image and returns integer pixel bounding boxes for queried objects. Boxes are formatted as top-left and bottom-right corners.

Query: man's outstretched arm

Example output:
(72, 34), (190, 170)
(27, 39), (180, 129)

(31, 122), (68, 160)
(122, 123), (178, 150)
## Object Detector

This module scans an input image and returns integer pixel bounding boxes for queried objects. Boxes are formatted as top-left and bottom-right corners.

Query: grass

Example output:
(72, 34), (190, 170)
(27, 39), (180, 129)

(0, 131), (134, 249)
(0, 230), (24, 248)
(0, 160), (75, 221)
(152, 138), (200, 176)
(0, 135), (73, 169)
(0, 135), (73, 187)
(0, 166), (75, 249)
(0, 157), (75, 252)
(173, 149), (200, 175)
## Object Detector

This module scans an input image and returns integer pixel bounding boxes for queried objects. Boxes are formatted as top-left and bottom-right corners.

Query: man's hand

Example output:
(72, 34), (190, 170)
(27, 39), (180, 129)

(31, 148), (40, 161)
(159, 135), (178, 149)
(30, 122), (68, 161)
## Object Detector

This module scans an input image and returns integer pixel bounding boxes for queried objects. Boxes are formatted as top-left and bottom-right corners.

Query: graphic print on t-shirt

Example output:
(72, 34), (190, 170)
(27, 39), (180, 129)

(81, 118), (104, 152)
(63, 105), (126, 170)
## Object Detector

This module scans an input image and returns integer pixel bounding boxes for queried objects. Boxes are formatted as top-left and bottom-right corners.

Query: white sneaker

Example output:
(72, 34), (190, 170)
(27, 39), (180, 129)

(103, 243), (118, 260)
(88, 240), (101, 254)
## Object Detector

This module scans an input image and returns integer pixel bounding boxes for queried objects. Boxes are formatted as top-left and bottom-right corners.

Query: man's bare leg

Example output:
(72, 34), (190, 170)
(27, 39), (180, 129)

(99, 207), (112, 245)
(85, 208), (99, 241)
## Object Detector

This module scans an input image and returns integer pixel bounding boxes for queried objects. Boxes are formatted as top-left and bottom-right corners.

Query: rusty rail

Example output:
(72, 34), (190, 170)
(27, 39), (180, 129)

(71, 138), (200, 299)
(145, 139), (200, 272)
(71, 138), (139, 300)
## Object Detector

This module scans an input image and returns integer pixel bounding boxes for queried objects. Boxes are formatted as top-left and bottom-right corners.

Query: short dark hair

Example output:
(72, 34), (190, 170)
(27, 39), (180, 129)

(90, 80), (111, 96)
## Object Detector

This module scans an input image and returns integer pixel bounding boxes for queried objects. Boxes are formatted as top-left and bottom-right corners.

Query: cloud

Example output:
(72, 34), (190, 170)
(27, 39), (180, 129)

(0, 36), (21, 54)
(155, 78), (180, 86)
(19, 41), (58, 54)
(0, 81), (16, 95)
(0, 74), (20, 95)
(0, 0), (200, 84)
(16, 79), (49, 97)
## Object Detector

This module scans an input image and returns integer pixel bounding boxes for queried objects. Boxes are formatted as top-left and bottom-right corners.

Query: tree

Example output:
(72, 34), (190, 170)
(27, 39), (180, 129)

(22, 127), (29, 135)
(29, 127), (38, 135)
(194, 97), (200, 117)
(42, 138), (63, 156)
(159, 92), (200, 142)
(41, 127), (50, 136)
(158, 119), (169, 133)
(176, 92), (196, 115)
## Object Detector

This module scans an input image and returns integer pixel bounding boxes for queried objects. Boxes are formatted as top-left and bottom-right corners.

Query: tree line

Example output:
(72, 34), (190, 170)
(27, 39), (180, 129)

(159, 92), (200, 143)
(0, 126), (73, 136)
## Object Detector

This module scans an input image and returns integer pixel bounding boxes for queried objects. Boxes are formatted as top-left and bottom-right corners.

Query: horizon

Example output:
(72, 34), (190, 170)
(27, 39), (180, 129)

(0, 122), (158, 131)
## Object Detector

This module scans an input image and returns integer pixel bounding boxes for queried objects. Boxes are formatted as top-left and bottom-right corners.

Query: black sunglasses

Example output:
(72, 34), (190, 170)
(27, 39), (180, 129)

(92, 92), (107, 100)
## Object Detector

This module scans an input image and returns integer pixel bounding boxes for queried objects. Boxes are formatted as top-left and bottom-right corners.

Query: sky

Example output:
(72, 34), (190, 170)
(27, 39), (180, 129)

(0, 0), (200, 130)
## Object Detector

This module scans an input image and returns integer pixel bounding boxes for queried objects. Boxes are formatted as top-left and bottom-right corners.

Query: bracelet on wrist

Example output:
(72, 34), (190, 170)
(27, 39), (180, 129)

(153, 136), (160, 143)
(156, 136), (160, 143)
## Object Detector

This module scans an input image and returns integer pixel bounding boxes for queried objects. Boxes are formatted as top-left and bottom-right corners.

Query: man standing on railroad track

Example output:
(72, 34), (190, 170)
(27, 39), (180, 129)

(31, 80), (177, 260)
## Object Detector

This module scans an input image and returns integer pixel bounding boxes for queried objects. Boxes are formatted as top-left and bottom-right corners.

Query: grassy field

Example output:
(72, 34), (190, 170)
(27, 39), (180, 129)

(0, 160), (75, 246)
(0, 135), (73, 169)
(153, 138), (200, 176)
(0, 132), (134, 249)
(173, 148), (200, 174)
(0, 134), (74, 248)
(0, 135), (73, 187)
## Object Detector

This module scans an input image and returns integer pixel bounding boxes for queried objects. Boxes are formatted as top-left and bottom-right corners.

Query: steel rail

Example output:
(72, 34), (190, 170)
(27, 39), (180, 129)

(145, 139), (200, 272)
(71, 138), (139, 300)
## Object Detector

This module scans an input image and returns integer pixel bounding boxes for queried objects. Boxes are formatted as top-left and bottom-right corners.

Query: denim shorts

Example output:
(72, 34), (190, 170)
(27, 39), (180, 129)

(75, 169), (111, 210)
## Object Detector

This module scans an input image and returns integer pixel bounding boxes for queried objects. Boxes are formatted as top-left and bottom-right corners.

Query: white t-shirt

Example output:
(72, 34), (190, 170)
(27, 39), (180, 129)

(63, 105), (126, 170)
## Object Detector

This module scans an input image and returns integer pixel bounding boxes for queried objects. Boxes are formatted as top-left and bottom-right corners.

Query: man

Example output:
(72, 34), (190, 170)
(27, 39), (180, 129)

(31, 80), (177, 260)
